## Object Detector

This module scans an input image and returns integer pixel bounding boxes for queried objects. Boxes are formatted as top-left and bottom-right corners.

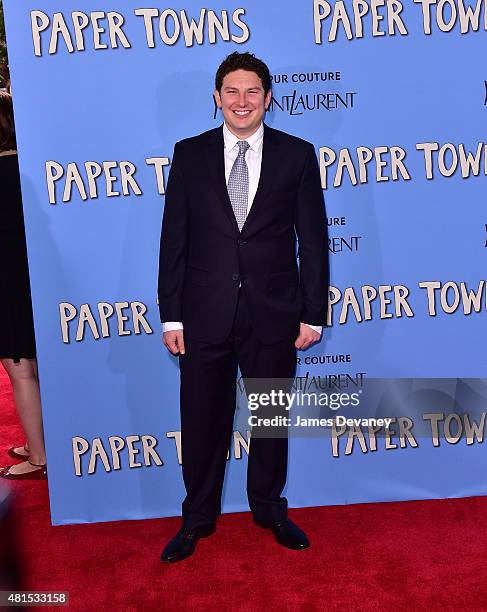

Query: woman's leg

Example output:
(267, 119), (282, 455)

(1, 357), (46, 474)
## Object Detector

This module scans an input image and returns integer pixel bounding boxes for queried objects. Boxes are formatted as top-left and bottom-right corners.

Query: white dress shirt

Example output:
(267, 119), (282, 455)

(163, 121), (322, 336)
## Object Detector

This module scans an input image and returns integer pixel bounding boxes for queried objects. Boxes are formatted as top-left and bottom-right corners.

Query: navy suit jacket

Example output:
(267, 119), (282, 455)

(158, 123), (329, 345)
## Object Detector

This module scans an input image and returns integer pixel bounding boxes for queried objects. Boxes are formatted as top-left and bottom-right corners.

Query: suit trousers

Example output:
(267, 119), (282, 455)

(179, 286), (298, 529)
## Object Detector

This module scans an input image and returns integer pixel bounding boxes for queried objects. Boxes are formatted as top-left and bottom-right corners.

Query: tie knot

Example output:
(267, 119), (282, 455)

(237, 140), (250, 155)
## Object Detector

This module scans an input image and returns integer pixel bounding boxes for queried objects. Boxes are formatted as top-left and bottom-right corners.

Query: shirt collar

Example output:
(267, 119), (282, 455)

(223, 121), (264, 153)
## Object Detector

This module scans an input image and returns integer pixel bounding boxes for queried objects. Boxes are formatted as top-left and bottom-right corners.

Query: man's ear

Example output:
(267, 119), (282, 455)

(264, 88), (272, 111)
(213, 89), (222, 108)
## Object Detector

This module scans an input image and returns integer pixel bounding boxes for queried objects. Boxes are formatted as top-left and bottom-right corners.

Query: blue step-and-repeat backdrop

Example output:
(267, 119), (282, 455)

(4, 0), (487, 525)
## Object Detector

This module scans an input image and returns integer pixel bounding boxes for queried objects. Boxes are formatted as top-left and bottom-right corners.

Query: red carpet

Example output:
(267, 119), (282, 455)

(1, 366), (487, 611)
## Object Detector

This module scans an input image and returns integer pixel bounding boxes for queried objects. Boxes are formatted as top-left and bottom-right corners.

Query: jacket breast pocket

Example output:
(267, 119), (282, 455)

(185, 266), (208, 287)
(268, 187), (296, 201)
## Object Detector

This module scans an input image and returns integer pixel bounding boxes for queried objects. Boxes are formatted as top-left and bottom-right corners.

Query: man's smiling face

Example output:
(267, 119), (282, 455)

(214, 69), (272, 139)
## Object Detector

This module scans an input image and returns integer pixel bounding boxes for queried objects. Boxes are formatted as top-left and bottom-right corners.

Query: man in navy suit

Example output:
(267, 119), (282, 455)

(158, 52), (329, 562)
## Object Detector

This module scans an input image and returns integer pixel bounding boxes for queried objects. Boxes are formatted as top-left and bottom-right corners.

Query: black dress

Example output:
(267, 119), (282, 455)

(0, 153), (36, 362)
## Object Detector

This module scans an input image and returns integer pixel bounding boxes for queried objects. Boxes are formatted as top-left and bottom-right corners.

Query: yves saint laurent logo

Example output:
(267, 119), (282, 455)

(269, 70), (356, 117)
(268, 90), (356, 116)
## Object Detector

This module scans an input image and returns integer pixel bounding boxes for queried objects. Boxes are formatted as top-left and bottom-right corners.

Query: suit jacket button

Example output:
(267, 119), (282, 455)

(238, 239), (247, 246)
(232, 273), (239, 281)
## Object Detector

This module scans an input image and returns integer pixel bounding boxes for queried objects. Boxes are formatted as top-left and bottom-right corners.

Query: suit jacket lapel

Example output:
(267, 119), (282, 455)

(241, 123), (279, 235)
(205, 125), (240, 235)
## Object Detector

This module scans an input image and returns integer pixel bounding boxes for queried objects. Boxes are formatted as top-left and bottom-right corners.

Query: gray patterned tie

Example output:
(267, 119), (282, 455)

(227, 140), (250, 231)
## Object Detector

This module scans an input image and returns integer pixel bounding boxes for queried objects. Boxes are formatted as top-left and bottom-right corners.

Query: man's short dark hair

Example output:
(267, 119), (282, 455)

(215, 52), (271, 94)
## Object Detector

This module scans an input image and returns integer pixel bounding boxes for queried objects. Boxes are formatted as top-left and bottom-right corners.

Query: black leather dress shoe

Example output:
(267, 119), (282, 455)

(254, 518), (310, 550)
(160, 524), (215, 563)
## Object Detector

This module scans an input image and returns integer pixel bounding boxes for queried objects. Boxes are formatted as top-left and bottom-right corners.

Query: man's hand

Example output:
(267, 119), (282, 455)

(163, 330), (186, 355)
(295, 323), (321, 350)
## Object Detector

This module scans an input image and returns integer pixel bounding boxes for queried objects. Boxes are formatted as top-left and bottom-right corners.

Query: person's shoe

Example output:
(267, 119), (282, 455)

(254, 518), (310, 550)
(160, 524), (215, 563)
(0, 460), (47, 480)
(7, 445), (30, 460)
